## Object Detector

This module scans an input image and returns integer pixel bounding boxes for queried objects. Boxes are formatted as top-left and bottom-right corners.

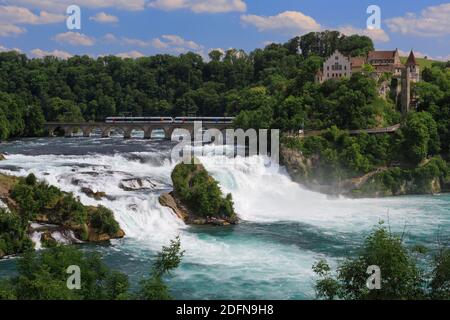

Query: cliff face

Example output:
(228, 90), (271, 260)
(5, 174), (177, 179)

(280, 145), (448, 198)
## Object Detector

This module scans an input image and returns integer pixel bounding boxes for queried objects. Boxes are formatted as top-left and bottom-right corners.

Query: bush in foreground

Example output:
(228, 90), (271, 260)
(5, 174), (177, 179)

(313, 223), (450, 300)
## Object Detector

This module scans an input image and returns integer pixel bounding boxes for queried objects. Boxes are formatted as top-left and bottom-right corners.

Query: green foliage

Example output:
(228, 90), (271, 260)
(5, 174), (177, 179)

(138, 236), (184, 300)
(0, 245), (129, 300)
(88, 205), (120, 235)
(430, 248), (450, 299)
(313, 223), (450, 300)
(0, 237), (184, 300)
(0, 209), (33, 257)
(0, 30), (383, 140)
(398, 111), (440, 165)
(314, 223), (424, 300)
(299, 31), (374, 58)
(10, 174), (119, 238)
(354, 156), (449, 196)
(285, 127), (394, 183)
(171, 160), (236, 219)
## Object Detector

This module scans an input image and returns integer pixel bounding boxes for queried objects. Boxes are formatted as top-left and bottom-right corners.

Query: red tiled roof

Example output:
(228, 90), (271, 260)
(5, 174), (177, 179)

(368, 50), (397, 60)
(350, 56), (366, 68)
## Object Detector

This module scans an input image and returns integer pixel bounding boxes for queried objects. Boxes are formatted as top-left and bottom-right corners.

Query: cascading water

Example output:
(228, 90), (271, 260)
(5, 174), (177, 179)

(0, 137), (449, 299)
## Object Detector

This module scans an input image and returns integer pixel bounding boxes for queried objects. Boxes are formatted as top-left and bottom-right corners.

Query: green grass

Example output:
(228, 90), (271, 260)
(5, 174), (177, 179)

(400, 56), (439, 69)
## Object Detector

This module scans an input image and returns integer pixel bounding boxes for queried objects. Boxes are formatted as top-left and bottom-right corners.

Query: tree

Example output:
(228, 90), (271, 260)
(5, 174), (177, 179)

(313, 223), (425, 300)
(399, 111), (440, 164)
(0, 246), (130, 300)
(430, 248), (450, 299)
(138, 236), (184, 300)
(23, 105), (45, 136)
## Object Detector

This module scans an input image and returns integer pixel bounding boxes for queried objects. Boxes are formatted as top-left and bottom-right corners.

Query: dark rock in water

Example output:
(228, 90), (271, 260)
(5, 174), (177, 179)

(119, 177), (166, 191)
(0, 165), (22, 172)
(0, 154), (6, 161)
(81, 187), (107, 200)
(127, 203), (138, 212)
(71, 178), (86, 186)
(80, 171), (101, 177)
(41, 231), (58, 247)
(28, 223), (83, 247)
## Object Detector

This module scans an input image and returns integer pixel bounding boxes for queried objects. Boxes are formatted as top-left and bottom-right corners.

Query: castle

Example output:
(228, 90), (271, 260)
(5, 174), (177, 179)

(315, 49), (420, 113)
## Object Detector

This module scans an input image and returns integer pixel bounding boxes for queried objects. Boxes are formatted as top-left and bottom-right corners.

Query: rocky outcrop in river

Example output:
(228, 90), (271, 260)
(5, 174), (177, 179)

(0, 173), (125, 258)
(159, 159), (239, 226)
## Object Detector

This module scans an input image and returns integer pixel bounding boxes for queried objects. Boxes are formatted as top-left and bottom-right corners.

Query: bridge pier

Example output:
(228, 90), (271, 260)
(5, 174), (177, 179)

(164, 127), (175, 140)
(64, 127), (73, 138)
(101, 129), (110, 138)
(144, 128), (152, 139)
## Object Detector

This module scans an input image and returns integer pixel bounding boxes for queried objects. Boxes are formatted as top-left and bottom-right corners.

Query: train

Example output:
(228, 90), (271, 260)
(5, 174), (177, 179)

(105, 117), (235, 124)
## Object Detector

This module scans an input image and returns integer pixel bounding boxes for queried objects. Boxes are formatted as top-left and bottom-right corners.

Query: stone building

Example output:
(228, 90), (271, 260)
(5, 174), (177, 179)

(350, 56), (366, 73)
(367, 49), (404, 76)
(321, 50), (352, 81)
(314, 48), (421, 114)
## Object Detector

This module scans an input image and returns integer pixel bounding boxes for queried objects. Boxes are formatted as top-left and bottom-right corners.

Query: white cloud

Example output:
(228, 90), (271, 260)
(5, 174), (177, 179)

(0, 5), (64, 24)
(102, 33), (118, 43)
(386, 3), (450, 37)
(151, 37), (169, 49)
(0, 44), (21, 52)
(160, 34), (202, 50)
(31, 48), (73, 59)
(5, 0), (146, 12)
(116, 50), (145, 59)
(121, 34), (203, 53)
(149, 0), (246, 13)
(241, 11), (321, 35)
(262, 41), (276, 46)
(338, 26), (390, 43)
(123, 37), (151, 47)
(90, 12), (118, 24)
(53, 32), (95, 46)
(0, 5), (64, 37)
(0, 23), (25, 36)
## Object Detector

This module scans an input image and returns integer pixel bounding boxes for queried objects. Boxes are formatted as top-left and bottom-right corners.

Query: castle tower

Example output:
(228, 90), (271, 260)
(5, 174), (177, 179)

(405, 50), (420, 82)
(401, 67), (411, 114)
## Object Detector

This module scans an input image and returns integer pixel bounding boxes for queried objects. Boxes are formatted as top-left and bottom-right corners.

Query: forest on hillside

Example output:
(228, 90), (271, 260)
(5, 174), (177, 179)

(0, 30), (449, 159)
(0, 31), (396, 138)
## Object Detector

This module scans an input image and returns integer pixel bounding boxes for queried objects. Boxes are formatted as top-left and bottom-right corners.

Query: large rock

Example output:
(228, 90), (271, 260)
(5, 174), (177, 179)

(119, 177), (165, 191)
(159, 192), (237, 226)
(87, 226), (125, 242)
(81, 187), (107, 200)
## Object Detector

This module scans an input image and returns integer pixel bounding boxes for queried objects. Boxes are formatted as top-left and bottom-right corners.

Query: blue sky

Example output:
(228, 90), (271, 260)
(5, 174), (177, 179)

(0, 0), (449, 60)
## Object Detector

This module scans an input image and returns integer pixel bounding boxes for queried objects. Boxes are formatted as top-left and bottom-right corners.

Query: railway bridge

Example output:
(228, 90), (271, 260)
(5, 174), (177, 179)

(44, 121), (234, 139)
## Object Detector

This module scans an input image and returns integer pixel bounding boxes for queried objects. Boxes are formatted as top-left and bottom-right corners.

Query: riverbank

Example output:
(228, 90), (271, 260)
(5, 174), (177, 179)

(280, 143), (450, 198)
(0, 172), (124, 259)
